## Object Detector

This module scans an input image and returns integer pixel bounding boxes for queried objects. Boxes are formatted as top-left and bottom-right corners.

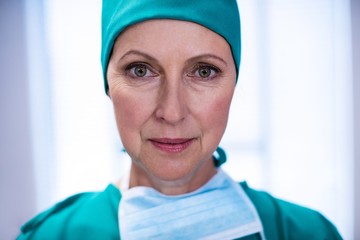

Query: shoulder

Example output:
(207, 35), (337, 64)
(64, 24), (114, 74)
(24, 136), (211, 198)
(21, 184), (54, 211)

(240, 182), (343, 240)
(18, 184), (121, 240)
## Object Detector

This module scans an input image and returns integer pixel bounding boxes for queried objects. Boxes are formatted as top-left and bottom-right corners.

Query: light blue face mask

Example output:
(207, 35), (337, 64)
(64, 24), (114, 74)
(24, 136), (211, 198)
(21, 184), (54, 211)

(119, 169), (264, 239)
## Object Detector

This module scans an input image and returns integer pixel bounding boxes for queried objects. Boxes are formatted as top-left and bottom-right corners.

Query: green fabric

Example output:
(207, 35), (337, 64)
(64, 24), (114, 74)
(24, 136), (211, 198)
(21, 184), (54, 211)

(18, 183), (342, 240)
(214, 146), (227, 167)
(241, 182), (343, 240)
(101, 0), (241, 93)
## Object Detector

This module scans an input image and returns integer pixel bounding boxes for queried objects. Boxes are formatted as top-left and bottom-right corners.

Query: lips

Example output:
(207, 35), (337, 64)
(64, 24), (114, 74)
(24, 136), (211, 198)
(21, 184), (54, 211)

(149, 138), (194, 153)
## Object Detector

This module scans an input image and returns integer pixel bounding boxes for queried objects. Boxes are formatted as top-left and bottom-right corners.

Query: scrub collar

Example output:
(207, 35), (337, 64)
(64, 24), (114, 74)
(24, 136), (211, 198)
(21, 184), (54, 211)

(101, 0), (241, 93)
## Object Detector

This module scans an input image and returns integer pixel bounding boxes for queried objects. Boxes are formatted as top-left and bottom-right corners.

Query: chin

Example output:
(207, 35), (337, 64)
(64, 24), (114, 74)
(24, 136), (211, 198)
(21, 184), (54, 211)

(148, 161), (198, 182)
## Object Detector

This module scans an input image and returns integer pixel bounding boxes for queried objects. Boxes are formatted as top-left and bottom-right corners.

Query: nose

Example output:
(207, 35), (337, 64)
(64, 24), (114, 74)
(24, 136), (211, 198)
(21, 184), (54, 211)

(155, 79), (188, 125)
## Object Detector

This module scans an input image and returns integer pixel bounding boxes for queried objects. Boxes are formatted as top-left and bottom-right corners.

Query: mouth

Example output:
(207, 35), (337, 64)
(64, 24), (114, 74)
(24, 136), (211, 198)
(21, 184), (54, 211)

(149, 138), (195, 153)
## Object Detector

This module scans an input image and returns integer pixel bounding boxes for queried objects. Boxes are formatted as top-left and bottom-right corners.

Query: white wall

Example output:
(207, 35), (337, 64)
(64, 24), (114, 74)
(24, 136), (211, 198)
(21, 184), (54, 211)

(263, 2), (353, 238)
(351, 0), (360, 238)
(0, 1), (36, 239)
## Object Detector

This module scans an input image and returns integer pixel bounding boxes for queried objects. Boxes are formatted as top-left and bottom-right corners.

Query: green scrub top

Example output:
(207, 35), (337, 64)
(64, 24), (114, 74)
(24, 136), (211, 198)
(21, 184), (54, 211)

(17, 182), (342, 240)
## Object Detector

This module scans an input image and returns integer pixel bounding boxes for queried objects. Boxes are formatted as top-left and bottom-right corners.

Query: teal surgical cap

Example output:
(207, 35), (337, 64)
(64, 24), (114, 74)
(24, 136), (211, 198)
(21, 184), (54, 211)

(101, 0), (241, 93)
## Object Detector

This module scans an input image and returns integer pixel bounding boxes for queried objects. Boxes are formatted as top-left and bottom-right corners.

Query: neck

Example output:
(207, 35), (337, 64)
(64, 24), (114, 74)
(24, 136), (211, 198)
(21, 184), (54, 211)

(129, 158), (217, 195)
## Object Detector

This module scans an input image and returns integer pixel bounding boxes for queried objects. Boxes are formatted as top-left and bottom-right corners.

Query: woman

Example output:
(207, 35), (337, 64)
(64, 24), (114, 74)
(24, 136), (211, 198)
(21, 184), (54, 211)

(18, 0), (342, 239)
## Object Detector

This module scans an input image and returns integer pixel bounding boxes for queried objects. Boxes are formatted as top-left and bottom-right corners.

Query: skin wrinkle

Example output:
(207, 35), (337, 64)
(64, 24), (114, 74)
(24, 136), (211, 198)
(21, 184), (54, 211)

(118, 49), (228, 68)
(107, 19), (236, 195)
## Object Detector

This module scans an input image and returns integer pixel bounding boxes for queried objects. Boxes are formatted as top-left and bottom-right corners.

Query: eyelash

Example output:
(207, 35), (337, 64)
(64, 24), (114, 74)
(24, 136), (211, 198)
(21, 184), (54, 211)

(190, 63), (221, 80)
(124, 63), (157, 78)
(124, 62), (221, 80)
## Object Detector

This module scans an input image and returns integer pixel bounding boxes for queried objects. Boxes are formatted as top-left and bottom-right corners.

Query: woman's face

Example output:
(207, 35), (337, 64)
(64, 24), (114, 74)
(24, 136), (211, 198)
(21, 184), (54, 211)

(107, 20), (236, 194)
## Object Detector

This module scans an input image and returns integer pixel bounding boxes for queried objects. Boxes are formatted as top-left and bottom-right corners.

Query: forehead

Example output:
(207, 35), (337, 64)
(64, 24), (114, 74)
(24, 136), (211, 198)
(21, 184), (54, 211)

(112, 19), (233, 59)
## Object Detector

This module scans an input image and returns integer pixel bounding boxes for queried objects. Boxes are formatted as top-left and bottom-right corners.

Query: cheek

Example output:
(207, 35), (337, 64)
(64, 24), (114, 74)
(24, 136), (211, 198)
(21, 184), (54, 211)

(196, 88), (234, 138)
(212, 98), (232, 128)
(111, 90), (153, 150)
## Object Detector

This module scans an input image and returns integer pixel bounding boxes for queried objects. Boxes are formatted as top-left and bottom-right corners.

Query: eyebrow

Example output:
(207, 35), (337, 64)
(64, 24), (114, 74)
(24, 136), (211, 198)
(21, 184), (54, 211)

(119, 49), (228, 66)
(119, 50), (158, 63)
(186, 54), (228, 66)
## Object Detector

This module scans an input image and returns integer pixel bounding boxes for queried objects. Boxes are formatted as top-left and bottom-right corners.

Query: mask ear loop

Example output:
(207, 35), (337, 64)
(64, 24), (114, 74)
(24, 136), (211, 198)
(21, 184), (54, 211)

(213, 146), (227, 167)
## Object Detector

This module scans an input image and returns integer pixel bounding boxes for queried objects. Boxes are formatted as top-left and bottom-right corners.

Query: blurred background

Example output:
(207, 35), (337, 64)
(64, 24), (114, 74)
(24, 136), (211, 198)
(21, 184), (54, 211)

(1, 0), (359, 239)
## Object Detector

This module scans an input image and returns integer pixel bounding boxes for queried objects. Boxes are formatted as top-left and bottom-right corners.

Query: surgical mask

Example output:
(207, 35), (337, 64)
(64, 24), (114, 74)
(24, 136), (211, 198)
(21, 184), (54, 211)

(119, 169), (265, 239)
